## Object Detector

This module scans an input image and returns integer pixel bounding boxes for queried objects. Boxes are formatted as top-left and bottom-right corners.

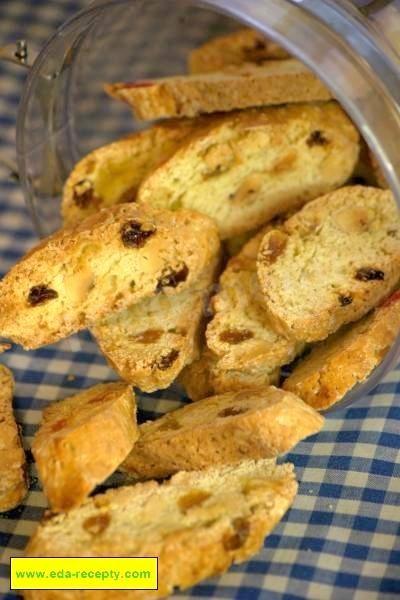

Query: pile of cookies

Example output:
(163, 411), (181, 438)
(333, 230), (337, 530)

(1, 28), (400, 599)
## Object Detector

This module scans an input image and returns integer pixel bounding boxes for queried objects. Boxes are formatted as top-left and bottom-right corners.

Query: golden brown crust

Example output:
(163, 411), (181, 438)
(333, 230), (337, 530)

(257, 186), (400, 342)
(62, 120), (200, 225)
(121, 386), (324, 479)
(105, 60), (333, 120)
(0, 365), (27, 512)
(92, 255), (220, 392)
(32, 383), (138, 511)
(188, 28), (289, 74)
(24, 460), (297, 600)
(179, 349), (280, 402)
(283, 290), (400, 410)
(0, 204), (220, 349)
(207, 227), (303, 372)
(137, 102), (359, 239)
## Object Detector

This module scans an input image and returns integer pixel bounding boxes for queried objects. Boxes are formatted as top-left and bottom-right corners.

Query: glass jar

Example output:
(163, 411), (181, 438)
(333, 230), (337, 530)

(15, 0), (400, 409)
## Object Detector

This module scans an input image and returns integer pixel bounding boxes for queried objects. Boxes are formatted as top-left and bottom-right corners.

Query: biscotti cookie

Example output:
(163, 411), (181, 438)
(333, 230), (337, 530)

(283, 290), (400, 410)
(189, 28), (289, 74)
(207, 227), (303, 371)
(92, 256), (219, 392)
(62, 119), (199, 225)
(257, 186), (400, 343)
(138, 102), (359, 238)
(24, 459), (297, 600)
(105, 59), (333, 120)
(121, 386), (323, 479)
(0, 204), (220, 349)
(0, 365), (27, 511)
(32, 382), (137, 512)
(179, 349), (280, 401)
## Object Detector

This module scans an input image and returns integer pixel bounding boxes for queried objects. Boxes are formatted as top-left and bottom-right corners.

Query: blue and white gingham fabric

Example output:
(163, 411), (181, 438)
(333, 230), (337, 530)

(1, 1), (400, 599)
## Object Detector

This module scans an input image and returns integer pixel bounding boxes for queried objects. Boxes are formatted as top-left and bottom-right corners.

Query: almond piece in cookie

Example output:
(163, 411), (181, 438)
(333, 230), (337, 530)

(32, 382), (137, 511)
(0, 204), (220, 349)
(137, 102), (359, 239)
(257, 186), (400, 342)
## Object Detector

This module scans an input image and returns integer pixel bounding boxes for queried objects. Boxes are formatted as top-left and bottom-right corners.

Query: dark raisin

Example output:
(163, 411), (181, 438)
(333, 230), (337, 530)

(388, 229), (398, 238)
(219, 329), (254, 344)
(339, 294), (353, 306)
(355, 267), (385, 281)
(218, 406), (248, 418)
(156, 264), (189, 292)
(254, 39), (266, 50)
(152, 349), (180, 371)
(120, 220), (156, 248)
(28, 285), (58, 306)
(307, 130), (329, 147)
(73, 179), (96, 208)
(223, 518), (250, 551)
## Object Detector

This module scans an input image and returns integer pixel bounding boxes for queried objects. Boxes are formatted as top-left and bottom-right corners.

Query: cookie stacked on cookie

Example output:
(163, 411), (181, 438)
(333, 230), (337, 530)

(0, 26), (399, 600)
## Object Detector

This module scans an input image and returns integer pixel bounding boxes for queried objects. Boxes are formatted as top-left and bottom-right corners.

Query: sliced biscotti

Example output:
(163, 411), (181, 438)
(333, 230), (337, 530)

(189, 28), (289, 74)
(138, 102), (359, 238)
(283, 290), (400, 410)
(121, 386), (323, 479)
(257, 186), (400, 343)
(105, 59), (332, 120)
(25, 459), (297, 599)
(0, 365), (27, 511)
(179, 349), (280, 401)
(92, 256), (219, 392)
(0, 204), (220, 349)
(32, 382), (137, 512)
(62, 119), (199, 225)
(207, 227), (303, 371)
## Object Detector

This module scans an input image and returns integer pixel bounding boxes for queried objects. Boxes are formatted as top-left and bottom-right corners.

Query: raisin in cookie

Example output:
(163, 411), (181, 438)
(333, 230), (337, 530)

(0, 204), (220, 349)
(283, 290), (400, 410)
(137, 103), (359, 238)
(257, 186), (400, 342)
(25, 459), (297, 599)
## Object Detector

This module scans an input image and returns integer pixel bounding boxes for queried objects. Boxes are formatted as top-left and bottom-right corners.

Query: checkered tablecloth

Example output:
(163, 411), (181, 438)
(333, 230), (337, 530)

(1, 1), (400, 599)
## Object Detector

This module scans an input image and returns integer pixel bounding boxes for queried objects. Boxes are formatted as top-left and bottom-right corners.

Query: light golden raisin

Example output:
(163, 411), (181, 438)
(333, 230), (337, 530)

(223, 517), (250, 551)
(219, 329), (254, 344)
(218, 406), (248, 418)
(178, 490), (211, 512)
(134, 329), (163, 344)
(261, 231), (287, 265)
(158, 418), (181, 431)
(83, 513), (111, 535)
